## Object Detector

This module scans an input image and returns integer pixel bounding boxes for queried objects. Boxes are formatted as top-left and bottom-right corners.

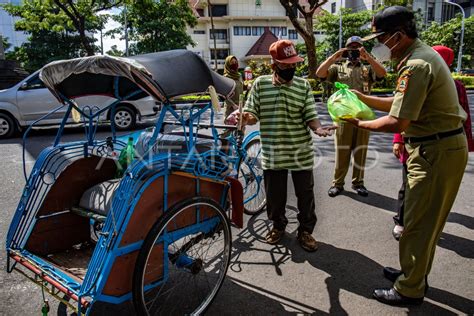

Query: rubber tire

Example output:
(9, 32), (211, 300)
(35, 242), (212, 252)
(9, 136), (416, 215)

(112, 105), (136, 131)
(132, 197), (232, 316)
(240, 138), (266, 215)
(0, 112), (17, 139)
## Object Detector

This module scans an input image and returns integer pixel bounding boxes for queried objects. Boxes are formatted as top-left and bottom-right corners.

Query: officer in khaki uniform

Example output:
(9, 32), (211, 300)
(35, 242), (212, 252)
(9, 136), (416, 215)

(346, 6), (468, 306)
(316, 36), (386, 197)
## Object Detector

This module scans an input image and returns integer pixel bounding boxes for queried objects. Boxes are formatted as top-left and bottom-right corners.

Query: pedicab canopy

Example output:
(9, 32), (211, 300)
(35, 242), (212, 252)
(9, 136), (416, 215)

(39, 49), (236, 104)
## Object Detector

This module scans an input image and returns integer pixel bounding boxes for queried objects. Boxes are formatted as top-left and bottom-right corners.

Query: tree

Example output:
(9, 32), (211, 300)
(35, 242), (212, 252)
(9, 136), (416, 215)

(2, 0), (123, 56)
(106, 45), (124, 57)
(1, 37), (12, 51)
(279, 0), (328, 79)
(108, 0), (197, 55)
(421, 15), (474, 69)
(6, 30), (88, 72)
(315, 8), (373, 56)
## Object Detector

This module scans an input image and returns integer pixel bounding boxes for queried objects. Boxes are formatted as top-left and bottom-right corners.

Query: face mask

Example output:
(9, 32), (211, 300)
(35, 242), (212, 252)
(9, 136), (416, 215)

(230, 63), (238, 71)
(371, 32), (400, 63)
(276, 66), (296, 82)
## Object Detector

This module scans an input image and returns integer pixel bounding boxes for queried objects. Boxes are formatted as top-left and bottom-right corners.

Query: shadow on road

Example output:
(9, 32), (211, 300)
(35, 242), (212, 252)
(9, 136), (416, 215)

(339, 190), (398, 213)
(438, 232), (474, 259)
(229, 208), (474, 315)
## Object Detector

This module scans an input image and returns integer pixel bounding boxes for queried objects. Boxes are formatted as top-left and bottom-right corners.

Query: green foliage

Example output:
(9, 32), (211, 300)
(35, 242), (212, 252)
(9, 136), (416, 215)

(5, 30), (89, 72)
(315, 9), (373, 55)
(108, 0), (197, 54)
(246, 60), (272, 77)
(106, 45), (124, 57)
(421, 15), (474, 68)
(2, 0), (122, 56)
(307, 78), (323, 91)
(1, 37), (12, 51)
(373, 73), (398, 89)
(452, 75), (474, 86)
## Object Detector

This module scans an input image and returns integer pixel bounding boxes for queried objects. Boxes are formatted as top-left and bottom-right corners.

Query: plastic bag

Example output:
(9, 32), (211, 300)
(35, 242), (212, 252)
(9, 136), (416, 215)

(327, 82), (375, 123)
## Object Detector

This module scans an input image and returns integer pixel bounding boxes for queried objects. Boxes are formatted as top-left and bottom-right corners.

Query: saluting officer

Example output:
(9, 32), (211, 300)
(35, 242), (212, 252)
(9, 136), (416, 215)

(346, 6), (468, 306)
(316, 36), (386, 197)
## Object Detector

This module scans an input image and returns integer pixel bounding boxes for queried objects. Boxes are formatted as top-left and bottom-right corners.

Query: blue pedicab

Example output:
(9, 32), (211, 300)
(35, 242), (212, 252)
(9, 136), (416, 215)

(6, 50), (265, 315)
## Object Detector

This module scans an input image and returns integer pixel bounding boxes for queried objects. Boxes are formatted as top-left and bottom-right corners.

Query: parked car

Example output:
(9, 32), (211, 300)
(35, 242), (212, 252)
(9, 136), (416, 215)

(0, 71), (159, 138)
(460, 69), (474, 76)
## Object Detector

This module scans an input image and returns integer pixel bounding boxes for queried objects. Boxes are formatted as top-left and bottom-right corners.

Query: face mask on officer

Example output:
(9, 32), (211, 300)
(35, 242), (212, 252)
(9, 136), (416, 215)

(276, 66), (296, 82)
(371, 32), (401, 62)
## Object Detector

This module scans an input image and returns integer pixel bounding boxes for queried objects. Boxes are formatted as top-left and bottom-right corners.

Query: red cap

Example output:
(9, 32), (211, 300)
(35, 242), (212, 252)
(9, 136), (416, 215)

(432, 45), (454, 67)
(269, 40), (304, 64)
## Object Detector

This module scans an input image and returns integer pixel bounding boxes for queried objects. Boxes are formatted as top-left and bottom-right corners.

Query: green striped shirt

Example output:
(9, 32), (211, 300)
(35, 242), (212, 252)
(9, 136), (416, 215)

(244, 75), (318, 170)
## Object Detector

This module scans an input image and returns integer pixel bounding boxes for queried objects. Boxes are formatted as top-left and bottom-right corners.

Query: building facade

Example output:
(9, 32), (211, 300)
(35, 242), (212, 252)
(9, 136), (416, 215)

(0, 0), (27, 51)
(186, 0), (323, 69)
(320, 0), (472, 25)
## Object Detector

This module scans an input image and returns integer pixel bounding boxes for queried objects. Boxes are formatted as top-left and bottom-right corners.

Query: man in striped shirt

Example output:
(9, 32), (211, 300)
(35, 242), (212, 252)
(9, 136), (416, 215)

(240, 40), (336, 252)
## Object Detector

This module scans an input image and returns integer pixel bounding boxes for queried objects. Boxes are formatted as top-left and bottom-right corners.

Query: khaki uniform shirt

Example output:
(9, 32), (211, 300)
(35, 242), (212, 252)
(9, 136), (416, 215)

(327, 60), (378, 94)
(389, 39), (467, 137)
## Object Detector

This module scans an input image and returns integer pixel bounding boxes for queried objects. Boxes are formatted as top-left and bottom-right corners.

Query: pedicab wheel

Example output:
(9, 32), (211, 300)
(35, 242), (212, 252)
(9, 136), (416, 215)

(239, 138), (266, 215)
(132, 197), (232, 316)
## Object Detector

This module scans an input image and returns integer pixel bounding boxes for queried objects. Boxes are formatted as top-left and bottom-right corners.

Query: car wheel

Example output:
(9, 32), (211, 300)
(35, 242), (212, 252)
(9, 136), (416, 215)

(113, 105), (136, 131)
(0, 113), (17, 139)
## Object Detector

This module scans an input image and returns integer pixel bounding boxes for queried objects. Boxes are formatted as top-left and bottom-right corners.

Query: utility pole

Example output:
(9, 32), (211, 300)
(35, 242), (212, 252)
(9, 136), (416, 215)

(444, 0), (465, 73)
(124, 4), (129, 56)
(338, 0), (343, 49)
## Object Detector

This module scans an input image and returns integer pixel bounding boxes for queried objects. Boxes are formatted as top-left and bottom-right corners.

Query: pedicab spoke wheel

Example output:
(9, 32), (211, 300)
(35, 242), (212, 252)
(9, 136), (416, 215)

(239, 138), (266, 215)
(133, 197), (231, 316)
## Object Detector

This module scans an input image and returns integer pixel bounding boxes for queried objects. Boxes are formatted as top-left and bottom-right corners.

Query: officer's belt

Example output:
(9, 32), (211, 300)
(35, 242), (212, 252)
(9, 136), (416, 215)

(405, 127), (464, 144)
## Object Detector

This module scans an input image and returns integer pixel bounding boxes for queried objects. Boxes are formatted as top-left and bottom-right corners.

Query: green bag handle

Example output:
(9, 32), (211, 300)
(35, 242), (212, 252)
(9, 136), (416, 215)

(335, 82), (349, 89)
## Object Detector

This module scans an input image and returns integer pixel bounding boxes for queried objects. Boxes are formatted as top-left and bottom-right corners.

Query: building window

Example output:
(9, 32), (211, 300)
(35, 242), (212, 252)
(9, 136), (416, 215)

(210, 29), (227, 40)
(196, 9), (204, 17)
(427, 5), (434, 22)
(209, 5), (227, 17)
(289, 29), (298, 39)
(193, 30), (206, 35)
(210, 49), (229, 60)
(270, 27), (287, 37)
(233, 26), (251, 36)
(252, 26), (264, 36)
(331, 2), (336, 14)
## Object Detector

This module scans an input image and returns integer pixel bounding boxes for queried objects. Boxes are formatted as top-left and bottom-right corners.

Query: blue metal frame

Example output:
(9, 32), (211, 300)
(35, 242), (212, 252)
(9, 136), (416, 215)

(7, 73), (262, 315)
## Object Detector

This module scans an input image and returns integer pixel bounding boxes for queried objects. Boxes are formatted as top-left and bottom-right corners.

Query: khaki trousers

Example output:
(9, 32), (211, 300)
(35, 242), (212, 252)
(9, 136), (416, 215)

(394, 133), (468, 298)
(332, 123), (370, 187)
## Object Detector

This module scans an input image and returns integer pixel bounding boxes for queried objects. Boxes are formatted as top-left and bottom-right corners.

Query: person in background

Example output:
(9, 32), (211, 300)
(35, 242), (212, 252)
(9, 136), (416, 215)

(432, 45), (474, 152)
(316, 36), (386, 198)
(239, 40), (336, 252)
(223, 55), (244, 118)
(347, 6), (468, 306)
(391, 133), (408, 240)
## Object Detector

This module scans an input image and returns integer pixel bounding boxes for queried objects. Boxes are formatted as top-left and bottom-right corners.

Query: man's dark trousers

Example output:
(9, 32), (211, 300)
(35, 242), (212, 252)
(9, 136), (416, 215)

(263, 169), (317, 233)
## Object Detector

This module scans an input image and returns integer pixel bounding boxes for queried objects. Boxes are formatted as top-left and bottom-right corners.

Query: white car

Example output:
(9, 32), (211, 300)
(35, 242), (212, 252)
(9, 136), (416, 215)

(0, 71), (159, 138)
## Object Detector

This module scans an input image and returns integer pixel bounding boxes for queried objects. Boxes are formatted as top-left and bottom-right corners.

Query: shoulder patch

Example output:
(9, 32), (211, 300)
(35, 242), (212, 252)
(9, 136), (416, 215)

(396, 70), (412, 94)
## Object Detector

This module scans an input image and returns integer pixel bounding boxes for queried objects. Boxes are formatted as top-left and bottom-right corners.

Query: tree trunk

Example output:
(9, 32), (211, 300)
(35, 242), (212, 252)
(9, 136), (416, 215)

(79, 29), (95, 56)
(305, 35), (317, 79)
(303, 15), (317, 79)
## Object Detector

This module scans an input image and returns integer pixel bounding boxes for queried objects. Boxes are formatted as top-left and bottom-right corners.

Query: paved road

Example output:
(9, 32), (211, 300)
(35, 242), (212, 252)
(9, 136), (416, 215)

(1, 97), (473, 315)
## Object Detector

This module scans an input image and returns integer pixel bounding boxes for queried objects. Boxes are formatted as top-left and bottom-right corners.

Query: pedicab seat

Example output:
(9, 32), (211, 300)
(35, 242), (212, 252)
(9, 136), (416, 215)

(77, 129), (223, 217)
